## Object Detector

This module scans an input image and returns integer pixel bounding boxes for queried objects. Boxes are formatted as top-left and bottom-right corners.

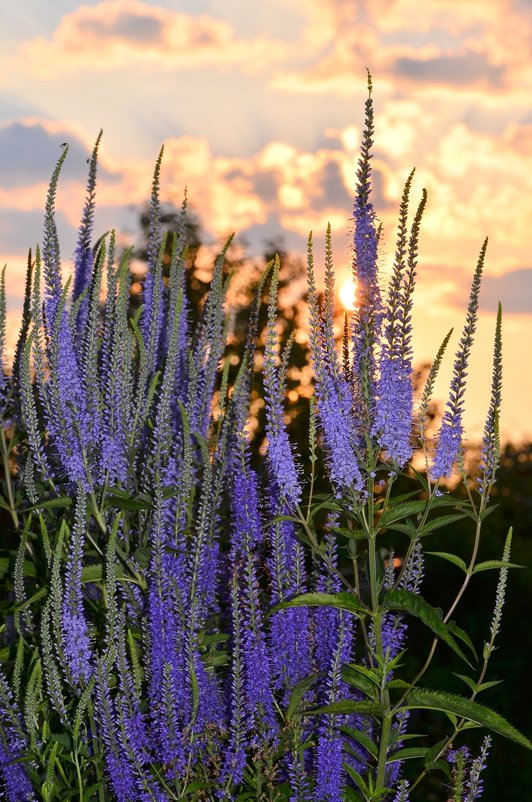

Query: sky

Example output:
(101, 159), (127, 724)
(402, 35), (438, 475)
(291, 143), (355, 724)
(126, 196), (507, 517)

(1, 0), (531, 443)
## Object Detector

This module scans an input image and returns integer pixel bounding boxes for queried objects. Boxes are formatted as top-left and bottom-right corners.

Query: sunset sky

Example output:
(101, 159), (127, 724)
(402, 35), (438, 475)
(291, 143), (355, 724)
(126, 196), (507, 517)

(1, 0), (531, 442)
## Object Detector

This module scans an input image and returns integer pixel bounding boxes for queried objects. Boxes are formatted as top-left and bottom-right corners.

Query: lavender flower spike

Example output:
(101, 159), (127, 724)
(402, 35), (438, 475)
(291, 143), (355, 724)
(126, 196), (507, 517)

(306, 232), (363, 493)
(0, 668), (35, 801)
(73, 130), (102, 303)
(393, 780), (410, 802)
(263, 256), (301, 504)
(465, 735), (491, 801)
(478, 302), (502, 493)
(431, 238), (487, 479)
(373, 177), (427, 468)
(351, 71), (382, 411)
(0, 266), (8, 417)
(72, 131), (102, 335)
(62, 491), (93, 685)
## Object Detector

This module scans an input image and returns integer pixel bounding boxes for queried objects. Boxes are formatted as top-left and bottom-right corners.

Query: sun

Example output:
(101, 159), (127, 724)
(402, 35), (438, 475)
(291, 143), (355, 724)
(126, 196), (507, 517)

(338, 277), (356, 311)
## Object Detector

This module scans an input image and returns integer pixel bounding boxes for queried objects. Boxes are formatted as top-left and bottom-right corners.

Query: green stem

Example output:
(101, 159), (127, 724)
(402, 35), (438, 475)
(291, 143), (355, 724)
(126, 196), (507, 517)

(74, 750), (84, 802)
(366, 477), (393, 792)
(1, 427), (19, 528)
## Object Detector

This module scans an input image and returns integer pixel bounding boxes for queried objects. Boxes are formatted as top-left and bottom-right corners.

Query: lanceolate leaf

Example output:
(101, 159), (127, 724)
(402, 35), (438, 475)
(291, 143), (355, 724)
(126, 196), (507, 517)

(341, 664), (379, 698)
(272, 591), (370, 618)
(382, 589), (473, 664)
(472, 559), (523, 574)
(387, 746), (430, 763)
(426, 551), (467, 572)
(417, 513), (471, 537)
(308, 700), (382, 717)
(285, 672), (322, 722)
(401, 689), (532, 750)
(340, 725), (379, 759)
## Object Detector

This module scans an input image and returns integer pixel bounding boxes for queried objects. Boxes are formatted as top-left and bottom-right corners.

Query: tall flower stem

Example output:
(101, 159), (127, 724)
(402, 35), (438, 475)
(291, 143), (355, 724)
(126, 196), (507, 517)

(366, 474), (393, 792)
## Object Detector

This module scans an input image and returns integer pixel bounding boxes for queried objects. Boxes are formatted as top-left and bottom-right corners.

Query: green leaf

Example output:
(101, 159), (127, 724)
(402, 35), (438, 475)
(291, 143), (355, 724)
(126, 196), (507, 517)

(386, 679), (412, 690)
(343, 789), (365, 802)
(330, 525), (367, 540)
(382, 589), (472, 665)
(81, 565), (103, 583)
(340, 725), (379, 759)
(25, 497), (73, 512)
(453, 672), (477, 693)
(480, 504), (500, 521)
(387, 746), (430, 763)
(418, 513), (471, 537)
(478, 680), (503, 693)
(425, 551), (467, 572)
(402, 688), (532, 750)
(0, 557), (36, 578)
(272, 592), (369, 618)
(50, 733), (71, 748)
(285, 672), (322, 722)
(341, 663), (381, 687)
(309, 700), (382, 717)
(343, 763), (370, 796)
(473, 560), (523, 574)
(425, 759), (451, 779)
(341, 664), (379, 698)
(447, 620), (477, 660)
(133, 546), (151, 568)
(424, 737), (449, 767)
(106, 493), (153, 511)
(379, 500), (430, 526)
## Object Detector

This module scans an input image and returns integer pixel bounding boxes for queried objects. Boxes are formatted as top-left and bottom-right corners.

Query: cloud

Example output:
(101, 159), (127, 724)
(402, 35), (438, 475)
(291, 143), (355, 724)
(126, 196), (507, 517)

(420, 263), (532, 316)
(0, 117), (389, 279)
(392, 51), (505, 88)
(19, 1), (286, 76)
(273, 0), (528, 96)
(0, 207), (78, 257)
(0, 119), (117, 189)
(477, 269), (532, 314)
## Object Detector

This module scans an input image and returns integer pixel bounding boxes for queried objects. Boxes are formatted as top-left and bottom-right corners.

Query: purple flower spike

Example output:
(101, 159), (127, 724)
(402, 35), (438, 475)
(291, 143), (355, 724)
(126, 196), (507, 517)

(0, 267), (8, 418)
(306, 234), (363, 494)
(431, 239), (486, 479)
(62, 492), (92, 685)
(373, 357), (413, 467)
(374, 176), (426, 468)
(267, 492), (311, 694)
(351, 73), (383, 412)
(478, 304), (502, 494)
(465, 735), (491, 801)
(393, 780), (410, 802)
(314, 735), (344, 802)
(95, 659), (138, 802)
(0, 669), (35, 802)
(73, 131), (102, 333)
(263, 257), (301, 504)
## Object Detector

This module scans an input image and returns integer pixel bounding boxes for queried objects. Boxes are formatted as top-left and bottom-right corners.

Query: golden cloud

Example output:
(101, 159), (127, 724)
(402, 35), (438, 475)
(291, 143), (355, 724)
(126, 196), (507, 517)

(20, 1), (286, 77)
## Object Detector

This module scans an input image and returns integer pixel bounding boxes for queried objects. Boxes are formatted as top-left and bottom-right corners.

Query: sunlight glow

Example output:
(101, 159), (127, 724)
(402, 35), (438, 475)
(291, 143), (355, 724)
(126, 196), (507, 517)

(339, 277), (356, 311)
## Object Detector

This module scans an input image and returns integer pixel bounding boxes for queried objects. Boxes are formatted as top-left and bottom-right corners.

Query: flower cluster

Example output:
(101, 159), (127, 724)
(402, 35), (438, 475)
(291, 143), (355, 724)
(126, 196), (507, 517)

(0, 75), (518, 802)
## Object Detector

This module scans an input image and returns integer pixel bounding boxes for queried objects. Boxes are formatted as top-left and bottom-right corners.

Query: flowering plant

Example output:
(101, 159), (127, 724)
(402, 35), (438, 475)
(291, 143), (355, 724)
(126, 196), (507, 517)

(0, 74), (529, 801)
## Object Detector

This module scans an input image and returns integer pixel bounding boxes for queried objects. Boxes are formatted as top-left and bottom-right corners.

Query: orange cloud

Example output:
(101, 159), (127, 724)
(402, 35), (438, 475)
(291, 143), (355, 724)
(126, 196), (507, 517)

(275, 0), (531, 95)
(20, 1), (286, 77)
